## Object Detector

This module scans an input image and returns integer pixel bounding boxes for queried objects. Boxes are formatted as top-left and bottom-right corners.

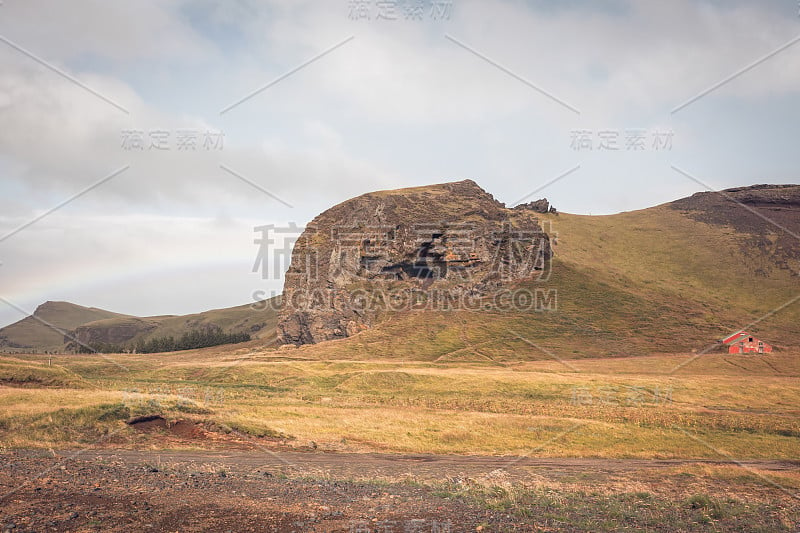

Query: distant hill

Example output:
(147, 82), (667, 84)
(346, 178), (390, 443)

(276, 183), (800, 360)
(0, 298), (281, 353)
(0, 302), (130, 351)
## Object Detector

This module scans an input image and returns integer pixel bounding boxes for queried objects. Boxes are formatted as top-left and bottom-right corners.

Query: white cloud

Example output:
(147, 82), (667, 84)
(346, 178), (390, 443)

(0, 0), (216, 64)
(0, 0), (798, 326)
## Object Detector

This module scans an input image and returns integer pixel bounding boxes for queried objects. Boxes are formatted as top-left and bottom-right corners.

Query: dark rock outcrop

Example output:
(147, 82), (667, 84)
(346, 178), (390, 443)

(670, 184), (800, 219)
(514, 198), (557, 214)
(277, 180), (553, 345)
(669, 184), (800, 277)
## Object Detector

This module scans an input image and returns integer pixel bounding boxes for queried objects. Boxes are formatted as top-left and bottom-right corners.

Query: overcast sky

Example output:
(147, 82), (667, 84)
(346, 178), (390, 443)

(1, 0), (798, 327)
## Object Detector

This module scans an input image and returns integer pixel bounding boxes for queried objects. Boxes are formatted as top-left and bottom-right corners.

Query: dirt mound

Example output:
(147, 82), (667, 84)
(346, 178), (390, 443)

(169, 419), (208, 439)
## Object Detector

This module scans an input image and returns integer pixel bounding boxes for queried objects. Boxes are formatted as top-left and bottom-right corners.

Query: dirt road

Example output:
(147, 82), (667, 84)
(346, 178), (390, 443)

(53, 448), (800, 480)
(1, 449), (798, 532)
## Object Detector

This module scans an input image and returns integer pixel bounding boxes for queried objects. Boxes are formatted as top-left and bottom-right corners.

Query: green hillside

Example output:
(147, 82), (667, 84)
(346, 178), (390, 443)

(71, 299), (281, 350)
(0, 302), (130, 351)
(280, 191), (800, 361)
(3, 186), (797, 359)
(0, 298), (281, 354)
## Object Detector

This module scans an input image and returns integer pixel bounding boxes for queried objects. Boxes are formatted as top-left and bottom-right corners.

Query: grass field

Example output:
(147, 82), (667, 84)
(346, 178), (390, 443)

(426, 464), (800, 531)
(2, 197), (798, 529)
(2, 347), (798, 460)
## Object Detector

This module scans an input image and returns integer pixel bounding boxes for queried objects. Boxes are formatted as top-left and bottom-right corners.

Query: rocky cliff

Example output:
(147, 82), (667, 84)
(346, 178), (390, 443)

(669, 184), (800, 277)
(277, 180), (553, 345)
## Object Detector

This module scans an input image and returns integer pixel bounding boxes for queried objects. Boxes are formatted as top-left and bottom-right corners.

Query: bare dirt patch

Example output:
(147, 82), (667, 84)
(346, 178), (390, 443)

(1, 450), (798, 531)
(127, 416), (227, 441)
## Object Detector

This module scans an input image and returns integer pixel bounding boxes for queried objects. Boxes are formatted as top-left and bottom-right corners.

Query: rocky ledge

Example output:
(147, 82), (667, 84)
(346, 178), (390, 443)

(277, 180), (553, 345)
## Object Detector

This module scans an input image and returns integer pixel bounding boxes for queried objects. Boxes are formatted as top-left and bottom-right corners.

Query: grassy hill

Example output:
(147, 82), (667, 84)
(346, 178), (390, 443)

(277, 186), (800, 361)
(0, 298), (281, 353)
(70, 299), (282, 350)
(0, 302), (130, 352)
(2, 185), (797, 359)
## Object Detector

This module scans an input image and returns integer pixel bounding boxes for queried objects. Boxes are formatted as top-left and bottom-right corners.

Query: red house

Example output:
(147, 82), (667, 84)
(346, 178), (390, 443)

(721, 331), (773, 354)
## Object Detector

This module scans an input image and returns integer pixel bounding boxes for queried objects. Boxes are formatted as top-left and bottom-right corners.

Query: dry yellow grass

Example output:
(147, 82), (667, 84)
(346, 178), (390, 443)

(1, 350), (798, 458)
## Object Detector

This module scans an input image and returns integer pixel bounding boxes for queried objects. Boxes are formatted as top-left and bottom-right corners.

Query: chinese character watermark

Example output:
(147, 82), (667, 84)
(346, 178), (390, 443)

(253, 224), (305, 280)
(253, 222), (552, 283)
(346, 518), (453, 532)
(570, 385), (673, 406)
(121, 129), (224, 151)
(347, 0), (453, 21)
(122, 385), (226, 409)
(569, 129), (673, 151)
(252, 220), (557, 313)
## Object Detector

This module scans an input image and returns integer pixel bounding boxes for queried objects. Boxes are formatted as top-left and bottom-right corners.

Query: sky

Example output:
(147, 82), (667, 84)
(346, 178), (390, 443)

(0, 0), (798, 328)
